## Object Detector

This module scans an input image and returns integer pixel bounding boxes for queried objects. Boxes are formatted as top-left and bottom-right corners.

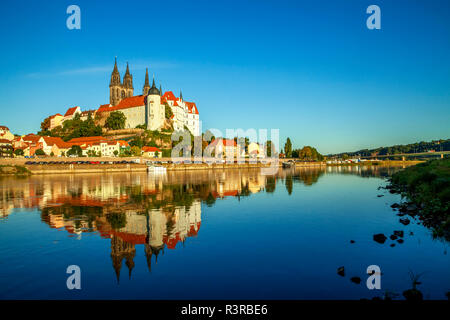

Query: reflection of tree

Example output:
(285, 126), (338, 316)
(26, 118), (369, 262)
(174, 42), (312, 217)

(285, 175), (293, 195)
(265, 177), (276, 193)
(107, 212), (126, 230)
(297, 169), (324, 186)
(239, 181), (251, 197)
(205, 192), (216, 207)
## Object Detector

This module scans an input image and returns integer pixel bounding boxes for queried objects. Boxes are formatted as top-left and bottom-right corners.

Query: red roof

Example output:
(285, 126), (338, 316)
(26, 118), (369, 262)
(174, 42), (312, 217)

(22, 134), (41, 144)
(185, 101), (199, 114)
(49, 113), (62, 119)
(0, 139), (11, 144)
(40, 136), (72, 148)
(0, 126), (9, 131)
(142, 146), (161, 152)
(97, 104), (111, 112)
(162, 91), (178, 101)
(98, 96), (146, 113)
(68, 136), (106, 144)
(117, 140), (130, 147)
(210, 139), (237, 147)
(64, 106), (79, 117)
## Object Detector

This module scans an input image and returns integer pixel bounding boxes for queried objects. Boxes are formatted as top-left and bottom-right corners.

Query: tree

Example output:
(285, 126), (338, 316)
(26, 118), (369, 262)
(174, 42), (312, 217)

(14, 149), (24, 156)
(297, 146), (323, 161)
(40, 117), (51, 131)
(129, 136), (144, 148)
(107, 212), (126, 230)
(284, 138), (292, 158)
(105, 111), (126, 130)
(131, 146), (141, 156)
(265, 140), (275, 157)
(35, 149), (45, 156)
(67, 145), (83, 157)
(165, 103), (173, 119)
(154, 151), (159, 158)
(113, 150), (119, 157)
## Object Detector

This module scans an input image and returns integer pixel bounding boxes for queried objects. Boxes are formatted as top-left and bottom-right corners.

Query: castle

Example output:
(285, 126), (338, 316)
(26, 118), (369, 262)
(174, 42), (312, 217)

(48, 58), (200, 136)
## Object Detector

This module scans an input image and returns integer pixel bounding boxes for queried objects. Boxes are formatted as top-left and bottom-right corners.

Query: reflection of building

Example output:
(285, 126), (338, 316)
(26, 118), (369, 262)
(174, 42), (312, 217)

(0, 168), (305, 280)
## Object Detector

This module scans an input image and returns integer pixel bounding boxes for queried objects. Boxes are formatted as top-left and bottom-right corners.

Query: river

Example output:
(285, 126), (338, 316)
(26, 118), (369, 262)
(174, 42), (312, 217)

(0, 166), (448, 299)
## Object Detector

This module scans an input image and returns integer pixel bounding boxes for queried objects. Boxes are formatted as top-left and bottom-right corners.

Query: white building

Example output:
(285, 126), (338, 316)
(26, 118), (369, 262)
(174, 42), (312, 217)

(97, 78), (168, 132)
(0, 126), (14, 141)
(161, 91), (200, 136)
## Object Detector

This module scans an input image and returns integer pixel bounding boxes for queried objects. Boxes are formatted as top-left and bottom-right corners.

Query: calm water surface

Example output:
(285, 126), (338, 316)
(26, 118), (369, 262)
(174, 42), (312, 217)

(0, 166), (448, 299)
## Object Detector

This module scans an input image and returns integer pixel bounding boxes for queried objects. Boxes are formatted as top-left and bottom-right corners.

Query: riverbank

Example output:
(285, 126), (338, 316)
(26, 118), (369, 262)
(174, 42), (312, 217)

(0, 157), (423, 175)
(387, 158), (450, 240)
(0, 165), (31, 176)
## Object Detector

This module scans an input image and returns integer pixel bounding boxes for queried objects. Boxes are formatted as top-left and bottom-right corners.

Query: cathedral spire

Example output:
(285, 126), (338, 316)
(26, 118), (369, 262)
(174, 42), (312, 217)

(125, 62), (130, 75)
(180, 89), (183, 101)
(143, 68), (150, 95)
(144, 68), (149, 86)
(159, 85), (162, 96)
(113, 57), (119, 73)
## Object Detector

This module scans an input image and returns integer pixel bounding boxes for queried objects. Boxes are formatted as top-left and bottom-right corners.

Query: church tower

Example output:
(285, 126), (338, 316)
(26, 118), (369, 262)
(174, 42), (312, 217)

(109, 57), (122, 106)
(122, 62), (134, 98)
(143, 68), (150, 95)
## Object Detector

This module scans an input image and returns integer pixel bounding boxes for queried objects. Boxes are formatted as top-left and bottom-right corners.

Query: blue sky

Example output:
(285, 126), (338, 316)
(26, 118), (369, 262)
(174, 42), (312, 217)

(0, 0), (449, 154)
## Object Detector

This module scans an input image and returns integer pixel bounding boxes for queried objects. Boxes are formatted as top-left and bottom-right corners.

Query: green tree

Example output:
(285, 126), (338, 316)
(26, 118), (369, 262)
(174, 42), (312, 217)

(297, 146), (323, 161)
(40, 116), (51, 131)
(105, 111), (126, 130)
(107, 212), (126, 230)
(284, 137), (292, 158)
(129, 136), (144, 148)
(165, 103), (173, 119)
(265, 140), (274, 157)
(14, 149), (24, 156)
(131, 146), (141, 156)
(35, 149), (45, 156)
(67, 145), (83, 157)
(113, 150), (119, 157)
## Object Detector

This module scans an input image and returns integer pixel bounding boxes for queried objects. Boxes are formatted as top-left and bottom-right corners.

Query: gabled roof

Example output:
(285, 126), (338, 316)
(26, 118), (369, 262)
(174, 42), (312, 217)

(68, 136), (105, 143)
(117, 140), (130, 147)
(162, 91), (178, 101)
(40, 136), (72, 149)
(142, 146), (161, 152)
(64, 106), (80, 117)
(98, 96), (146, 113)
(210, 139), (237, 147)
(97, 104), (111, 112)
(22, 134), (41, 144)
(49, 113), (63, 119)
(185, 101), (199, 114)
(0, 126), (10, 131)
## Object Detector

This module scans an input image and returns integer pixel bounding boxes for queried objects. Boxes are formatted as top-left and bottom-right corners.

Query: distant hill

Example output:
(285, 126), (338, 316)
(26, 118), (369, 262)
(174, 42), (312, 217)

(329, 139), (450, 157)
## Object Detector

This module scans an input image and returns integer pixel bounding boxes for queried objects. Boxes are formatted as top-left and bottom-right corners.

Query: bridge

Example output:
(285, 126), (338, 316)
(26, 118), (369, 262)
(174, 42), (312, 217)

(360, 151), (450, 160)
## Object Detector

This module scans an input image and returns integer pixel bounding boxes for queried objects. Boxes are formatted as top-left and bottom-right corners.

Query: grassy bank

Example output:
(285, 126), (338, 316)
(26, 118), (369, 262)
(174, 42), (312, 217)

(388, 158), (450, 240)
(0, 165), (31, 176)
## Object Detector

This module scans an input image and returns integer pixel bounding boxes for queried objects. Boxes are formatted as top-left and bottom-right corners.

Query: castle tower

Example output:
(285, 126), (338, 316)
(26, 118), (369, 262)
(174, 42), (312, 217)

(143, 68), (150, 95)
(109, 57), (122, 106)
(146, 77), (164, 130)
(122, 62), (134, 98)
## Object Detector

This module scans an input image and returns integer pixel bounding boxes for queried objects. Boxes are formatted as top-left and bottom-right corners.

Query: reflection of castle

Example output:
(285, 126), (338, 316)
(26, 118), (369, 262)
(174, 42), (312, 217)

(0, 167), (355, 280)
(97, 203), (202, 280)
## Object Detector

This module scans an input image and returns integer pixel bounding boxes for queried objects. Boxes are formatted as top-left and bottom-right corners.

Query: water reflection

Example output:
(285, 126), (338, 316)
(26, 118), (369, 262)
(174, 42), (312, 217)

(0, 166), (403, 282)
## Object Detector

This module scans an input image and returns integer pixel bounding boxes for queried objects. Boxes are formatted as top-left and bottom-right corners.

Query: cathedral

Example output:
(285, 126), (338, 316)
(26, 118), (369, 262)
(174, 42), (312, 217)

(109, 57), (143, 106)
(49, 58), (201, 135)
